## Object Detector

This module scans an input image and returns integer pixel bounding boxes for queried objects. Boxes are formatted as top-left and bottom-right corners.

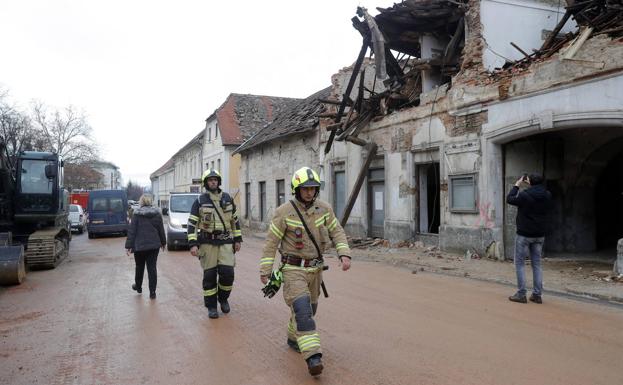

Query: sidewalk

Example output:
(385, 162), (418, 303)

(248, 229), (623, 305)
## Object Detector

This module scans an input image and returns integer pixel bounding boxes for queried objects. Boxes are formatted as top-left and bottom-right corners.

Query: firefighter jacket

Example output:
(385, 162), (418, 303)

(187, 190), (242, 247)
(260, 198), (350, 276)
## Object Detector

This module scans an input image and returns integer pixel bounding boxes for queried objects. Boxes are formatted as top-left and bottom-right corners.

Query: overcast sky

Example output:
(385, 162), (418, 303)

(0, 0), (397, 186)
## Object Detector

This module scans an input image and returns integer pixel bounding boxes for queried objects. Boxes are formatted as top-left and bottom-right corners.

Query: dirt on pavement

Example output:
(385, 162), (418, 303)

(1, 233), (622, 385)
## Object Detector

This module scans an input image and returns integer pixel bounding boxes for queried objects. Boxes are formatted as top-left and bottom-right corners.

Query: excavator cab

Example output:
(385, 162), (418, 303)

(14, 152), (67, 225)
(0, 150), (70, 285)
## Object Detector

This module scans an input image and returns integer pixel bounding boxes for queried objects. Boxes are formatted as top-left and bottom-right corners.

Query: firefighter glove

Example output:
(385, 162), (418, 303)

(261, 270), (283, 298)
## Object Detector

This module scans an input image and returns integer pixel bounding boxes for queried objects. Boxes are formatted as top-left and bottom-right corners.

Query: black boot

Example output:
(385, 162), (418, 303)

(306, 354), (323, 376)
(220, 300), (230, 314)
(132, 284), (142, 294)
(529, 294), (543, 304)
(509, 293), (527, 303)
(208, 307), (219, 319)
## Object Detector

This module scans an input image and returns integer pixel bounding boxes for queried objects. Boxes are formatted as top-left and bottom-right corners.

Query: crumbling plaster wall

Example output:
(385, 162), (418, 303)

(323, 0), (623, 252)
(480, 0), (576, 71)
(240, 133), (320, 230)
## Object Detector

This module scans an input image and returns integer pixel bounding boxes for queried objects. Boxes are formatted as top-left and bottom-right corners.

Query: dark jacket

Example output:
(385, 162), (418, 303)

(125, 206), (166, 252)
(506, 184), (552, 237)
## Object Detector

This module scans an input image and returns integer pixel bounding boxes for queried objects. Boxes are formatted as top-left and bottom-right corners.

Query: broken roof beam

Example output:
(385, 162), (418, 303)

(339, 142), (378, 227)
(324, 37), (369, 154)
(540, 10), (572, 52)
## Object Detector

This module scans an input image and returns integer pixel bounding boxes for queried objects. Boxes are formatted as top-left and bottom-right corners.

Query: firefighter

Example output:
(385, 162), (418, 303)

(260, 166), (351, 376)
(188, 169), (242, 319)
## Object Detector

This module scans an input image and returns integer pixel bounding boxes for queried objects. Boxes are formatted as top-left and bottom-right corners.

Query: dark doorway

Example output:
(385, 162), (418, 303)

(416, 163), (440, 234)
(595, 150), (623, 249)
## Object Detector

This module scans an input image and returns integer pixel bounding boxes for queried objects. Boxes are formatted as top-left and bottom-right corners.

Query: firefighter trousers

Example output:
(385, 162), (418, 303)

(199, 243), (235, 309)
(283, 266), (323, 360)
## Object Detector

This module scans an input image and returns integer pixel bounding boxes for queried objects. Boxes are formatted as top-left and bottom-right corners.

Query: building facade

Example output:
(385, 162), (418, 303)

(319, 0), (623, 260)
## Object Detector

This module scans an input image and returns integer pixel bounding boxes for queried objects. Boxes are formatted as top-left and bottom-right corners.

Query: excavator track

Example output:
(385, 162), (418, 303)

(25, 228), (69, 269)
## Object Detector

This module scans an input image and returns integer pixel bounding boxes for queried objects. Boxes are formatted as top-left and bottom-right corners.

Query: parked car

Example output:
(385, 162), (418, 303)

(87, 189), (129, 238)
(166, 192), (199, 250)
(69, 204), (87, 234)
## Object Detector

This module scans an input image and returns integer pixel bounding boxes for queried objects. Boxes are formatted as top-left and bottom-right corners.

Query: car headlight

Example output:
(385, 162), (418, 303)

(169, 218), (182, 229)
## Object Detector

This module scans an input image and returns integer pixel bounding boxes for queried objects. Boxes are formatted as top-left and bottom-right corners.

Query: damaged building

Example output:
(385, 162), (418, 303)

(320, 0), (623, 260)
(234, 88), (330, 230)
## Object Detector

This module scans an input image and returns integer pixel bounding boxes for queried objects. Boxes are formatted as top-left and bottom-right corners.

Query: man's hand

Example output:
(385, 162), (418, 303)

(190, 246), (198, 257)
(339, 256), (351, 271)
(515, 177), (524, 187)
(126, 248), (132, 256)
(234, 242), (241, 253)
(260, 275), (269, 284)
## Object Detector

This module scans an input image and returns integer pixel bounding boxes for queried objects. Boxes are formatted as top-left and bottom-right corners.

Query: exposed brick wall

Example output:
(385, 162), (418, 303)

(457, 0), (486, 83)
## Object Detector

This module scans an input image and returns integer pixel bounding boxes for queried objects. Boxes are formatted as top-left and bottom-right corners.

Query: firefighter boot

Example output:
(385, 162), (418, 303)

(219, 301), (230, 314)
(306, 354), (323, 376)
(205, 296), (219, 319)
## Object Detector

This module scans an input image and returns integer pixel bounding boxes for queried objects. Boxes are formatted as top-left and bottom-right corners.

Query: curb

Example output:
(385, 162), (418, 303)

(246, 231), (623, 308)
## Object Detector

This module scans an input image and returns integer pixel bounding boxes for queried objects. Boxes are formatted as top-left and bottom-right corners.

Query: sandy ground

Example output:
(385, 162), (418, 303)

(1, 233), (622, 385)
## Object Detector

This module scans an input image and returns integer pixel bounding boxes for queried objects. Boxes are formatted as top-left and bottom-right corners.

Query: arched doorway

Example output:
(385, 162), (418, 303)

(502, 127), (623, 259)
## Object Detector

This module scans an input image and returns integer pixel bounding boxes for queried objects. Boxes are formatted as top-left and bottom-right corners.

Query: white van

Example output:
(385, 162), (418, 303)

(165, 192), (199, 250)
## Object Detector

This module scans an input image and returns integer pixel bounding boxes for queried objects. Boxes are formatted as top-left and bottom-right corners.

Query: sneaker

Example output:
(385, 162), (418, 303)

(306, 354), (323, 376)
(208, 307), (219, 319)
(508, 293), (527, 303)
(287, 338), (300, 353)
(529, 294), (542, 304)
(150, 291), (156, 299)
(220, 300), (230, 314)
(132, 284), (142, 294)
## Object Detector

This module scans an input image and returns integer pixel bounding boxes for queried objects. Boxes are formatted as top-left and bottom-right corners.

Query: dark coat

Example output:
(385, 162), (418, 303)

(125, 206), (166, 252)
(506, 184), (552, 237)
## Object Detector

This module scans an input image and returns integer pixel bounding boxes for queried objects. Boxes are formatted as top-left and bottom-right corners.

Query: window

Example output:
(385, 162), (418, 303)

(208, 127), (211, 141)
(245, 183), (251, 219)
(276, 179), (285, 206)
(217, 159), (221, 173)
(211, 161), (215, 170)
(259, 181), (266, 222)
(333, 170), (345, 220)
(450, 174), (477, 212)
(215, 123), (218, 138)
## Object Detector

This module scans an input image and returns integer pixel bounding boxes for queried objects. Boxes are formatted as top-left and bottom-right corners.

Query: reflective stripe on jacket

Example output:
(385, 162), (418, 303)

(187, 190), (242, 247)
(260, 198), (350, 276)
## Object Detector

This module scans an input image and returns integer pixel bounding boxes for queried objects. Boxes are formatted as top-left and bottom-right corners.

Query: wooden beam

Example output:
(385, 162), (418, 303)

(324, 38), (369, 154)
(340, 142), (378, 227)
(510, 42), (530, 59)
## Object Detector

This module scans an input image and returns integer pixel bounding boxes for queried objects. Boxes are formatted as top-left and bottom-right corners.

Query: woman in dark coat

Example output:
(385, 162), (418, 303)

(125, 194), (166, 299)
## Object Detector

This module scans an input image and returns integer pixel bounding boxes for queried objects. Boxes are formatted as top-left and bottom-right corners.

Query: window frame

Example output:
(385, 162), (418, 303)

(449, 173), (478, 213)
(276, 179), (285, 207)
(259, 181), (266, 222)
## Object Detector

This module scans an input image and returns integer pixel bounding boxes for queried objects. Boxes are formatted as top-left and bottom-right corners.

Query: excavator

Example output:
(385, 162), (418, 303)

(0, 141), (71, 285)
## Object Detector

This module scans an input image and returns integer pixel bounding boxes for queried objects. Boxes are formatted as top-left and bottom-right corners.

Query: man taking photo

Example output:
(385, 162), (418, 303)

(506, 173), (552, 304)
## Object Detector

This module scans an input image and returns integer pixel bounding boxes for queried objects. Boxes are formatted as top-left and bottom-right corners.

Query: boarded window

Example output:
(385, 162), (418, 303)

(245, 183), (250, 219)
(259, 181), (266, 222)
(333, 170), (345, 220)
(276, 179), (285, 207)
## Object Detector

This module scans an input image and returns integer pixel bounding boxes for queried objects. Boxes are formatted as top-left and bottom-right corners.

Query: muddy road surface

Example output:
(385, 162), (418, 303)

(1, 233), (623, 385)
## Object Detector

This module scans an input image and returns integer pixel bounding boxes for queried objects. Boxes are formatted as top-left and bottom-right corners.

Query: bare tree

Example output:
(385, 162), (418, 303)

(126, 180), (145, 201)
(31, 102), (99, 163)
(0, 94), (35, 165)
(64, 163), (104, 191)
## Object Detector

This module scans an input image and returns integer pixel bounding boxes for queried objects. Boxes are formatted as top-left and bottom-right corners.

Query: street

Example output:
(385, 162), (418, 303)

(1, 233), (623, 385)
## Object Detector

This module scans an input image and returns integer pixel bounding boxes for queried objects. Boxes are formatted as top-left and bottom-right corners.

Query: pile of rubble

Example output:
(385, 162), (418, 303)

(499, 0), (623, 71)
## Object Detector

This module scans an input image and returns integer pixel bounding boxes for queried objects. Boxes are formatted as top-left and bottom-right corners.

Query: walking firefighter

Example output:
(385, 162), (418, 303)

(188, 169), (242, 319)
(260, 166), (351, 376)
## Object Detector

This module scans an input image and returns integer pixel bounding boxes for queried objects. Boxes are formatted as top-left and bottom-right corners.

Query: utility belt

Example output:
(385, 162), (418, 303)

(199, 231), (233, 244)
(281, 254), (324, 268)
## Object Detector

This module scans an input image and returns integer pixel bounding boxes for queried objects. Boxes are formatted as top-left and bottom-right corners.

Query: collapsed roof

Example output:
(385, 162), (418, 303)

(234, 87), (331, 154)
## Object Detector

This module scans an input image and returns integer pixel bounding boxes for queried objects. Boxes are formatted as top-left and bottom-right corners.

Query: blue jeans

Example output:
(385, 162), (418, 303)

(513, 235), (544, 296)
